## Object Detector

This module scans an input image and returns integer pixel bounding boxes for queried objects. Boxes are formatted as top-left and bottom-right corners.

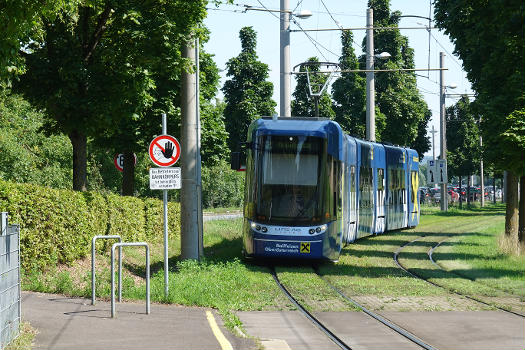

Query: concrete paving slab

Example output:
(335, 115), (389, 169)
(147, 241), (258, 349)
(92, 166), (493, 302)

(237, 311), (339, 350)
(22, 292), (255, 350)
(380, 311), (525, 350)
(314, 312), (423, 350)
(239, 310), (525, 350)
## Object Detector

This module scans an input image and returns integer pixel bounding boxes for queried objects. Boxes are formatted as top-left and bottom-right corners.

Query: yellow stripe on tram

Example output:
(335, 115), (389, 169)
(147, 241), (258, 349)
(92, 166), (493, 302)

(206, 310), (234, 350)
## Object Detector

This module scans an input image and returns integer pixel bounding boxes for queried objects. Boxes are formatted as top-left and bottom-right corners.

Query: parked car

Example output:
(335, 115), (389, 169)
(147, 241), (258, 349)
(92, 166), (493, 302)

(419, 187), (431, 204)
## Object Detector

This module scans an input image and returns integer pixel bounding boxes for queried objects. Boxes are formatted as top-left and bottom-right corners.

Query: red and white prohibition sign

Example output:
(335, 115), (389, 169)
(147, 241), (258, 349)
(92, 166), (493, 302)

(149, 134), (181, 167)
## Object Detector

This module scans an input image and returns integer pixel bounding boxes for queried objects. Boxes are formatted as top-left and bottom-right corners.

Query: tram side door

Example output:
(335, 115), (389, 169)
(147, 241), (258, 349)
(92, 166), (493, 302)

(347, 165), (357, 242)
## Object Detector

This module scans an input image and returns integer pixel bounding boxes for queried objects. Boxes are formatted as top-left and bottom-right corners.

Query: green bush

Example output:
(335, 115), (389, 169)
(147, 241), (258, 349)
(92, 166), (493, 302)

(0, 179), (181, 271)
(201, 160), (244, 208)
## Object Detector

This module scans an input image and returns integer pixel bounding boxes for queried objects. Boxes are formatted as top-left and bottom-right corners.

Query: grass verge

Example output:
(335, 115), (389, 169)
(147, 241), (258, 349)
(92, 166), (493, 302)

(22, 204), (524, 325)
(5, 322), (37, 350)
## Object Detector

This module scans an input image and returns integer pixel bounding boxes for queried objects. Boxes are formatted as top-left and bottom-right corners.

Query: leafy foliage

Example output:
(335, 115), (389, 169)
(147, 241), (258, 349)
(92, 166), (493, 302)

(0, 0), (79, 82)
(361, 0), (430, 154)
(446, 96), (480, 177)
(222, 27), (276, 152)
(332, 31), (381, 138)
(291, 57), (335, 119)
(0, 92), (72, 188)
(16, 0), (208, 191)
(434, 0), (525, 176)
(201, 160), (244, 208)
(0, 179), (181, 270)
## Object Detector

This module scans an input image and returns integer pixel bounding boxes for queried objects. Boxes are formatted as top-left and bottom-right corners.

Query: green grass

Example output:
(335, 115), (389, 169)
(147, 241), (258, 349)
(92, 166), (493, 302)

(4, 322), (36, 350)
(22, 203), (524, 322)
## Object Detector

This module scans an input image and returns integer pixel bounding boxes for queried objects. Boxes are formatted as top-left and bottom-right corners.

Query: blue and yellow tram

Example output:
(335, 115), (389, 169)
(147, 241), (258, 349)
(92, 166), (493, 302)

(231, 117), (420, 261)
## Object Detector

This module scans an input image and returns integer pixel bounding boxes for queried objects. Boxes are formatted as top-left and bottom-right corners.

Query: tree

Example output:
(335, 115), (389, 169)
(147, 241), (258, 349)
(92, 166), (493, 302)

(0, 91), (72, 188)
(291, 57), (335, 119)
(361, 0), (430, 154)
(0, 1), (79, 83)
(17, 1), (207, 192)
(446, 96), (480, 206)
(434, 0), (525, 243)
(332, 30), (382, 139)
(222, 27), (276, 152)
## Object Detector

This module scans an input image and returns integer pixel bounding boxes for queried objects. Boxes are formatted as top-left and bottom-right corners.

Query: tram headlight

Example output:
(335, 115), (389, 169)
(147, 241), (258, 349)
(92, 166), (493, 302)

(261, 227), (268, 233)
(316, 227), (321, 233)
(309, 229), (315, 234)
(256, 225), (261, 231)
(251, 222), (256, 229)
(321, 225), (327, 231)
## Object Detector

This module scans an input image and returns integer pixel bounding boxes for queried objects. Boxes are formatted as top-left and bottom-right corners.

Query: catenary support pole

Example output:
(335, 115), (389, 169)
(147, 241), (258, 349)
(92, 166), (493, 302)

(366, 8), (375, 141)
(195, 38), (204, 256)
(280, 0), (291, 117)
(430, 125), (437, 161)
(439, 52), (448, 211)
(181, 38), (201, 260)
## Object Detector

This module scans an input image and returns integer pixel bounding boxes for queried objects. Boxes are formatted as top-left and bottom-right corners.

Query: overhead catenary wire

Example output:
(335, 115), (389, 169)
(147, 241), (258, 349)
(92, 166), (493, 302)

(291, 17), (338, 60)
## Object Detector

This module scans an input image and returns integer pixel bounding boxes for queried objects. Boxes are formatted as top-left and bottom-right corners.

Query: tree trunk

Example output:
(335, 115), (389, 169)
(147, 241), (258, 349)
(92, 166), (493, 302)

(519, 176), (525, 243)
(68, 130), (87, 192)
(505, 172), (519, 237)
(122, 151), (135, 196)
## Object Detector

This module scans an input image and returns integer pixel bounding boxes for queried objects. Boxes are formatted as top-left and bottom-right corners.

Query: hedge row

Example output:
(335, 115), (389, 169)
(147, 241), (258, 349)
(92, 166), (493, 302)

(0, 180), (180, 270)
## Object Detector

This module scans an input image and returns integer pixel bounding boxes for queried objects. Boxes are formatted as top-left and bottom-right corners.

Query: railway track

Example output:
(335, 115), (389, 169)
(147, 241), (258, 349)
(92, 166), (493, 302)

(428, 236), (522, 296)
(269, 265), (352, 350)
(394, 235), (525, 318)
(269, 265), (438, 350)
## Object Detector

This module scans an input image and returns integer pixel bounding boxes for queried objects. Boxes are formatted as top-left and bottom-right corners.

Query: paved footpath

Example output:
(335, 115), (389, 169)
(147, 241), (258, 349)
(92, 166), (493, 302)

(23, 292), (525, 350)
(22, 292), (255, 350)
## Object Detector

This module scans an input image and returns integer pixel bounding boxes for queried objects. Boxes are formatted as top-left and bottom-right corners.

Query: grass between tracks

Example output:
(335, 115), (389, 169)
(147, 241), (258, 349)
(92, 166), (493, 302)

(23, 203), (524, 330)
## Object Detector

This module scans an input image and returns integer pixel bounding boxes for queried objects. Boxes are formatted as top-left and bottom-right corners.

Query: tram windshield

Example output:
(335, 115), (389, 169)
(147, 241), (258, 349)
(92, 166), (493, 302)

(254, 135), (329, 225)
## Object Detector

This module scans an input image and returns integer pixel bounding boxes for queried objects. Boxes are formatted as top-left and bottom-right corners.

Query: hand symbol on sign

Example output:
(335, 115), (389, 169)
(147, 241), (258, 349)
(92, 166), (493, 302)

(162, 142), (174, 159)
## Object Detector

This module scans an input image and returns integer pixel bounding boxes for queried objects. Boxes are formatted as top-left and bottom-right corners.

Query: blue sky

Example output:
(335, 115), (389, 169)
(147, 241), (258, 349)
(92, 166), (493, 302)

(203, 0), (474, 156)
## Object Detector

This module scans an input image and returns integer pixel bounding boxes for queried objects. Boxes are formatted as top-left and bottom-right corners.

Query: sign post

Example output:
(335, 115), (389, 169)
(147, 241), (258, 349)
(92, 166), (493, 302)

(148, 113), (181, 298)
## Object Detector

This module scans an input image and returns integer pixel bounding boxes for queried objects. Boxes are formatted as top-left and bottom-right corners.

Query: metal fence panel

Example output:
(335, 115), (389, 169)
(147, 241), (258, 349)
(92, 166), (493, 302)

(0, 223), (21, 349)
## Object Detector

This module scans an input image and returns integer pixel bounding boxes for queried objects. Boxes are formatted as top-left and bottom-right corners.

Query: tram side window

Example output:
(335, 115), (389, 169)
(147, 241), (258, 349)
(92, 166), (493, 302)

(410, 170), (418, 207)
(399, 169), (406, 204)
(377, 168), (384, 191)
(359, 166), (372, 208)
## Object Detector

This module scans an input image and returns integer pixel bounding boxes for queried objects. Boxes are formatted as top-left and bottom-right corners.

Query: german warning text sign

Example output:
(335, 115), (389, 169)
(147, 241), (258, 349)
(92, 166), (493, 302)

(149, 167), (181, 190)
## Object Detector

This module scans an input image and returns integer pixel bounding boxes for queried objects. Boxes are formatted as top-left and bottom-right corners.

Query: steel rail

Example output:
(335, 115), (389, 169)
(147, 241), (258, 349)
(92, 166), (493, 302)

(428, 237), (525, 317)
(269, 266), (353, 350)
(394, 235), (525, 319)
(313, 266), (438, 350)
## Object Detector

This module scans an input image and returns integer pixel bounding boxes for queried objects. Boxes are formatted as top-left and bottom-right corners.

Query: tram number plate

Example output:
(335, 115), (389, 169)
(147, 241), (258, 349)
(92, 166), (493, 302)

(300, 242), (311, 253)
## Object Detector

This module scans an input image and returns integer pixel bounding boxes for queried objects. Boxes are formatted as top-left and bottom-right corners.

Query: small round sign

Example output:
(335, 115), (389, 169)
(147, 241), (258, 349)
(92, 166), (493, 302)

(114, 153), (137, 172)
(149, 134), (181, 167)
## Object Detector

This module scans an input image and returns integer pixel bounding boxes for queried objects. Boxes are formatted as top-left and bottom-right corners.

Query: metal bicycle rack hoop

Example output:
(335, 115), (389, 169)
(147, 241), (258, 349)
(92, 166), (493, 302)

(111, 242), (150, 318)
(91, 235), (122, 305)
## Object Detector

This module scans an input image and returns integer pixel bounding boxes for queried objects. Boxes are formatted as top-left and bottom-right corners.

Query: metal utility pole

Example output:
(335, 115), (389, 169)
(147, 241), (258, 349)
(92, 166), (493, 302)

(430, 125), (437, 161)
(366, 8), (375, 141)
(280, 0), (291, 117)
(181, 38), (202, 260)
(439, 52), (448, 211)
(479, 127), (485, 207)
